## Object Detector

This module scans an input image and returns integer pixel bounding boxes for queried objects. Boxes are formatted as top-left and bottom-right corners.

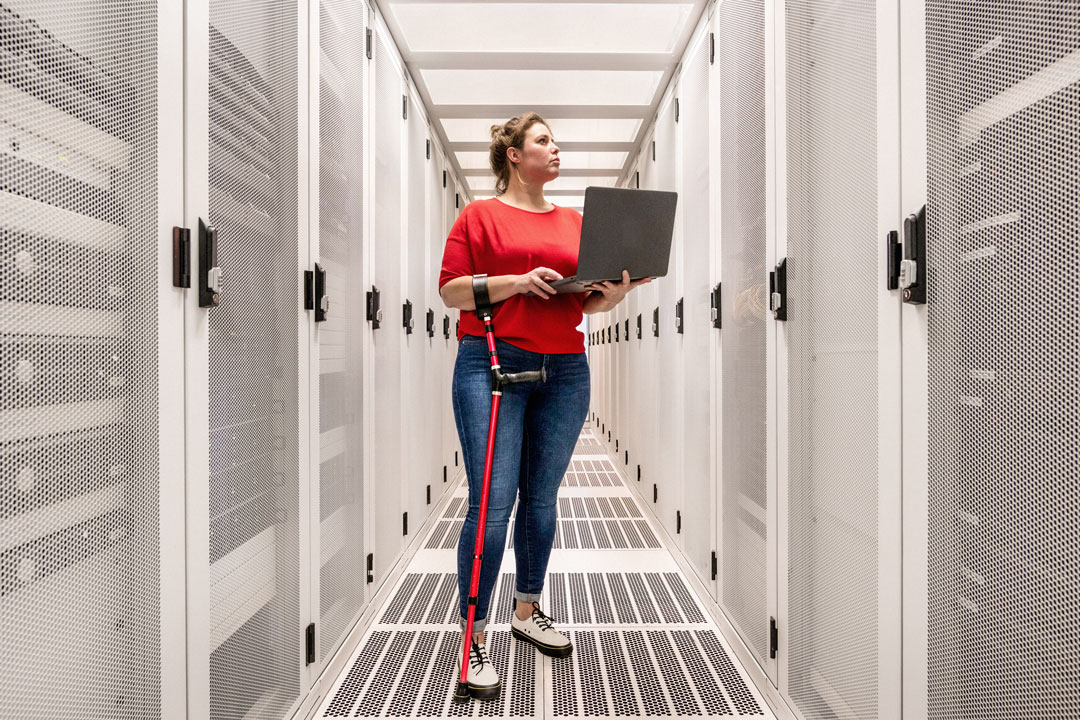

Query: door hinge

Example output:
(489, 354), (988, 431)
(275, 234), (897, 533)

(403, 512), (408, 536)
(366, 553), (374, 583)
(199, 219), (220, 308)
(402, 95), (408, 120)
(443, 170), (447, 188)
(770, 258), (787, 321)
(305, 623), (315, 666)
(653, 483), (658, 503)
(710, 32), (715, 64)
(637, 314), (642, 339)
(675, 98), (680, 123)
(305, 263), (328, 321)
(711, 551), (718, 580)
(675, 297), (684, 334)
(402, 299), (414, 334)
(426, 139), (430, 159)
(901, 205), (927, 304)
(426, 308), (435, 337)
(710, 283), (722, 329)
(770, 617), (779, 659)
(886, 229), (902, 290)
(172, 226), (191, 288)
(366, 28), (372, 59)
(426, 485), (431, 505)
(367, 285), (382, 328)
(676, 510), (681, 534)
(652, 307), (660, 337)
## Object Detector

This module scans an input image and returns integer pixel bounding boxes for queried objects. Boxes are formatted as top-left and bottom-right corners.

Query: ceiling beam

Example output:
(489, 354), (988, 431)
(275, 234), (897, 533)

(449, 141), (635, 153)
(432, 105), (654, 119)
(461, 168), (621, 177)
(408, 52), (673, 71)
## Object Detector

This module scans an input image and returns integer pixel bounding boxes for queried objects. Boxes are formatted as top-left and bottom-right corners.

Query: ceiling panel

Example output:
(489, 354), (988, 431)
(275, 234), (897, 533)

(390, 3), (693, 53)
(440, 117), (643, 143)
(454, 150), (627, 170)
(465, 174), (617, 194)
(422, 69), (663, 105)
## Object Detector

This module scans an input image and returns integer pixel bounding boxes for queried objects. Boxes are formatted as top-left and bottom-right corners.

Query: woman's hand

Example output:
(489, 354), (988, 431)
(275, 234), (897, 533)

(517, 267), (564, 299)
(584, 270), (651, 308)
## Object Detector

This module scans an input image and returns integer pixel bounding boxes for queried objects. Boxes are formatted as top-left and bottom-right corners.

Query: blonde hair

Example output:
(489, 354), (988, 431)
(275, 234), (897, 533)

(488, 112), (552, 196)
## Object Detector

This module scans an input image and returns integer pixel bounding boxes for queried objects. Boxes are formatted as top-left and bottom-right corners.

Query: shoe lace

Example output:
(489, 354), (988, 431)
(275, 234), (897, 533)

(470, 641), (490, 671)
(531, 602), (555, 632)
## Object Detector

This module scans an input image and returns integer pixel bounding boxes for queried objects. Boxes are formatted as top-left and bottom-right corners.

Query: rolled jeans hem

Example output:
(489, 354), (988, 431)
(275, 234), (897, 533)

(515, 591), (542, 604)
(460, 615), (487, 633)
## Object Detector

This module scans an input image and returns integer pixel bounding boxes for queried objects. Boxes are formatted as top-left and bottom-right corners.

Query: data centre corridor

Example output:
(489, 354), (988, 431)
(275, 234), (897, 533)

(2, 0), (1079, 719)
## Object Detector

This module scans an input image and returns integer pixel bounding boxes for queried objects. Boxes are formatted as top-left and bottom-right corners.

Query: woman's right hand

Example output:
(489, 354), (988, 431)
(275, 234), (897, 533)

(517, 267), (563, 299)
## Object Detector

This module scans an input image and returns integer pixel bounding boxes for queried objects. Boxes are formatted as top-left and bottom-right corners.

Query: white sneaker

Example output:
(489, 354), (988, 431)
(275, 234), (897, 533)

(454, 640), (501, 701)
(512, 602), (573, 658)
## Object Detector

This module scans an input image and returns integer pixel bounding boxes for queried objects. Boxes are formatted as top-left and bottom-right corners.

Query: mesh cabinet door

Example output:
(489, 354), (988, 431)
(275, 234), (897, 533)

(916, 4), (1080, 718)
(0, 1), (182, 717)
(782, 0), (902, 717)
(206, 2), (304, 718)
(316, 0), (367, 666)
(717, 0), (771, 675)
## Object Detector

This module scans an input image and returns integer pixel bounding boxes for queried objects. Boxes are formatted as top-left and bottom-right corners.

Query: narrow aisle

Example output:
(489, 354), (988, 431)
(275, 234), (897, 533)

(316, 427), (774, 718)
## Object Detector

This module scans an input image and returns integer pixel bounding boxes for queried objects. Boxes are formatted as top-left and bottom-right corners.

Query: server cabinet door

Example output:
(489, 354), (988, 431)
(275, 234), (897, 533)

(902, 3), (1080, 719)
(313, 0), (368, 672)
(778, 0), (903, 716)
(0, 1), (185, 717)
(717, 0), (774, 682)
(635, 145), (661, 517)
(201, 0), (308, 717)
(370, 22), (405, 588)
(403, 93), (428, 535)
(428, 150), (449, 502)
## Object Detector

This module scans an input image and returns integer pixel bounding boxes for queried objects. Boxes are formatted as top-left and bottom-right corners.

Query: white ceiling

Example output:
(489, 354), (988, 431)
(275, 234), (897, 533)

(375, 0), (710, 208)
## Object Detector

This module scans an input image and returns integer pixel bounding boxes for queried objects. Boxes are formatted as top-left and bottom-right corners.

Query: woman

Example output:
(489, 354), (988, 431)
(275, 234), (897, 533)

(438, 113), (650, 700)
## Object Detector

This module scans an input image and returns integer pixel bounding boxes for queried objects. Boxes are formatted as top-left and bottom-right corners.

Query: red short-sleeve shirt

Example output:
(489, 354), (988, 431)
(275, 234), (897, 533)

(438, 198), (586, 354)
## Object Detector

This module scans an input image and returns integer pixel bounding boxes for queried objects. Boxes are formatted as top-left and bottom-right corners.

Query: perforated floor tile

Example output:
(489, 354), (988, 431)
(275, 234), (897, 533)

(317, 429), (774, 718)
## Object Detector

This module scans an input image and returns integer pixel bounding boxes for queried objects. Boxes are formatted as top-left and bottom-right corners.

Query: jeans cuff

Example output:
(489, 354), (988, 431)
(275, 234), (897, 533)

(515, 591), (542, 604)
(460, 615), (487, 633)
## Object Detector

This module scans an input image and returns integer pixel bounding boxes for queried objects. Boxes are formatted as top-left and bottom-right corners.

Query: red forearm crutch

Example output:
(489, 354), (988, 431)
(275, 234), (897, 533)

(455, 274), (545, 702)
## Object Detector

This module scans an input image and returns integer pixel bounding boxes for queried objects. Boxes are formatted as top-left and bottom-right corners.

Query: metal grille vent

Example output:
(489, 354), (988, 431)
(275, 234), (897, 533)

(563, 458), (622, 486)
(550, 630), (764, 717)
(925, 3), (1080, 718)
(573, 436), (606, 454)
(324, 629), (540, 717)
(0, 1), (161, 716)
(318, 0), (367, 663)
(785, 0), (881, 717)
(557, 495), (642, 519)
(717, 0), (770, 666)
(507, 518), (660, 550)
(539, 573), (707, 625)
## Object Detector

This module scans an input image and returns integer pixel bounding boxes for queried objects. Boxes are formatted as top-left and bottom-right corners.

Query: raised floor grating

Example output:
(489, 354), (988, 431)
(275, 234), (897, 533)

(318, 428), (774, 719)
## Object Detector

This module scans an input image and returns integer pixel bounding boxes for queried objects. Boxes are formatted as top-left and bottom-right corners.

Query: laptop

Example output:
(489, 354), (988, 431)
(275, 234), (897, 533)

(547, 186), (678, 295)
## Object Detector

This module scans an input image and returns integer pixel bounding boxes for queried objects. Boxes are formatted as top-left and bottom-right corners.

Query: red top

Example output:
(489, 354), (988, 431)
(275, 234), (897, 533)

(439, 198), (586, 354)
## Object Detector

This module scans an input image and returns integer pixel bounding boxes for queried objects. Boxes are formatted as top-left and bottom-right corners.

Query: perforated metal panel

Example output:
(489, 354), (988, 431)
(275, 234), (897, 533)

(404, 93), (427, 534)
(0, 1), (162, 716)
(785, 1), (880, 717)
(207, 3), (301, 717)
(318, 0), (367, 664)
(717, 0), (770, 666)
(925, 4), (1080, 717)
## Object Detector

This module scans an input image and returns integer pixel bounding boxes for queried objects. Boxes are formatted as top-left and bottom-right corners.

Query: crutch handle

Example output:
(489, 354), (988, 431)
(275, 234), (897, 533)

(499, 367), (546, 385)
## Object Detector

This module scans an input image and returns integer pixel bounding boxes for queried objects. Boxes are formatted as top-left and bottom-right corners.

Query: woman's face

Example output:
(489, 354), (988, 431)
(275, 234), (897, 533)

(508, 123), (560, 184)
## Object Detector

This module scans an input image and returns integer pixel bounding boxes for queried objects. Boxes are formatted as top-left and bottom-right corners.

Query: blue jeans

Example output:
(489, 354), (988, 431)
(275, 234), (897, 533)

(453, 335), (590, 632)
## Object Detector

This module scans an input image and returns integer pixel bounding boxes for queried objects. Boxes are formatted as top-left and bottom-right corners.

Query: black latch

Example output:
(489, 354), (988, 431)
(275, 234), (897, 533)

(770, 617), (778, 659)
(365, 28), (372, 59)
(675, 97), (680, 123)
(615, 322), (619, 342)
(305, 263), (328, 321)
(652, 140), (656, 162)
(443, 315), (451, 339)
(607, 325), (612, 344)
(901, 205), (927, 304)
(402, 299), (414, 334)
(625, 450), (628, 465)
(455, 193), (460, 209)
(456, 319), (459, 336)
(455, 451), (459, 466)
(770, 258), (787, 321)
(426, 485), (431, 504)
(443, 465), (447, 483)
(367, 286), (382, 328)
(615, 438), (619, 452)
(402, 95), (408, 120)
(635, 171), (640, 189)
(426, 139), (430, 160)
(172, 227), (191, 288)
(199, 219), (220, 308)
(711, 551), (717, 580)
(886, 230), (902, 290)
(305, 623), (315, 666)
(443, 170), (447, 188)
(366, 553), (374, 583)
(677, 510), (681, 534)
(710, 32), (715, 64)
(637, 465), (641, 482)
(624, 318), (629, 340)
(675, 297), (684, 334)
(637, 314), (642, 339)
(710, 283), (722, 329)
(653, 484), (658, 503)
(403, 512), (408, 536)
(652, 307), (660, 337)
(426, 308), (435, 337)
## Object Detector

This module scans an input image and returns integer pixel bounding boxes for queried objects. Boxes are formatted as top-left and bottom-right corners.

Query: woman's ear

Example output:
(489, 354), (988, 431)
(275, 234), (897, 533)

(506, 146), (520, 165)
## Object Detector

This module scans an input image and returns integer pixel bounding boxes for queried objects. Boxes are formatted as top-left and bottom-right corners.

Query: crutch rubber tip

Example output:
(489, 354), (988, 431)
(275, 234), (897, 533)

(453, 681), (471, 702)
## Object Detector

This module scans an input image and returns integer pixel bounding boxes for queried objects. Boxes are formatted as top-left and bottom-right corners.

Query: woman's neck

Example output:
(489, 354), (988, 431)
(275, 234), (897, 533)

(499, 174), (553, 212)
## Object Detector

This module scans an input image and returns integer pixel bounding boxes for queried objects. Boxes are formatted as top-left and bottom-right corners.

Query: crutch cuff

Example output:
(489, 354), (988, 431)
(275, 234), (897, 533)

(472, 274), (492, 319)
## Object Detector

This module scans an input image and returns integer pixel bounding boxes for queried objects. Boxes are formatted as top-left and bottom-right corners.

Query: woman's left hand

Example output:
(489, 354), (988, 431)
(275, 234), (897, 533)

(584, 270), (652, 307)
